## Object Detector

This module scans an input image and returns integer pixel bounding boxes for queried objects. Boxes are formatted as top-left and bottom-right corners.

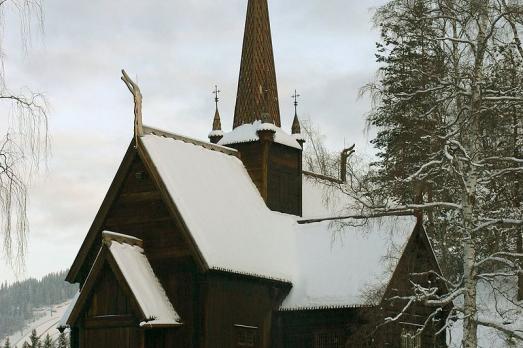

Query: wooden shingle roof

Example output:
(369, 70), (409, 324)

(234, 0), (281, 128)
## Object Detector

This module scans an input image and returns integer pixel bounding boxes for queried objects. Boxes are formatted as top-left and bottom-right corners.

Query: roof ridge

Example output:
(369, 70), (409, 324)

(142, 125), (239, 157)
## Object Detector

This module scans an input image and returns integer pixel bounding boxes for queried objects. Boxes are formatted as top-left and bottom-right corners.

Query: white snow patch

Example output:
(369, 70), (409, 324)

(208, 130), (224, 138)
(281, 216), (416, 310)
(109, 241), (181, 327)
(3, 300), (73, 347)
(448, 278), (523, 348)
(218, 121), (302, 149)
(142, 134), (297, 281)
(141, 133), (418, 309)
(302, 175), (356, 219)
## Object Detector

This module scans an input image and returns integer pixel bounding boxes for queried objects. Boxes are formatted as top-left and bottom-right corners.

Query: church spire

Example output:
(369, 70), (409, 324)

(291, 90), (301, 134)
(233, 0), (281, 128)
(209, 85), (224, 144)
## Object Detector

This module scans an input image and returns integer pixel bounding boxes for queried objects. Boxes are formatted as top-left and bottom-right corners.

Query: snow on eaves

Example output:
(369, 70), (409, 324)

(218, 121), (302, 149)
(280, 216), (416, 310)
(302, 174), (356, 219)
(107, 237), (181, 327)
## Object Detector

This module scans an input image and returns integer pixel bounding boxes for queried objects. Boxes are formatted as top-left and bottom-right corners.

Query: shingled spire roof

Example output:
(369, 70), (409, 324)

(233, 0), (281, 128)
(212, 108), (222, 131)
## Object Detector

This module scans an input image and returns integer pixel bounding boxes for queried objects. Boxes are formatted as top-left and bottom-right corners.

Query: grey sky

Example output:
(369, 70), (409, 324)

(0, 0), (386, 283)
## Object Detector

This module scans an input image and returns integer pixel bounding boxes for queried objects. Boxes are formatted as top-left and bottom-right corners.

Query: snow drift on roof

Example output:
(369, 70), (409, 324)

(281, 216), (416, 310)
(218, 121), (302, 149)
(141, 134), (297, 281)
(141, 132), (419, 309)
(302, 174), (356, 219)
(107, 238), (181, 327)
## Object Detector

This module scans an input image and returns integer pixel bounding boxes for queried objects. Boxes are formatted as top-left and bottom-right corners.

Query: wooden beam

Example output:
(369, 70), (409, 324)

(84, 315), (137, 329)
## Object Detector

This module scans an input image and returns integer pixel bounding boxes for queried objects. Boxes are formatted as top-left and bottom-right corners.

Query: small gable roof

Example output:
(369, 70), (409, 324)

(66, 232), (181, 328)
(281, 216), (417, 311)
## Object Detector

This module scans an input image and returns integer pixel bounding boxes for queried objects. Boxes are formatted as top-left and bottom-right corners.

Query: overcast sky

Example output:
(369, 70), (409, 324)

(0, 0), (387, 284)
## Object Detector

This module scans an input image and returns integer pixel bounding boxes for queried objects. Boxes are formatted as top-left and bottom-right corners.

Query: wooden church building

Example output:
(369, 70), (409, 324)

(62, 0), (448, 347)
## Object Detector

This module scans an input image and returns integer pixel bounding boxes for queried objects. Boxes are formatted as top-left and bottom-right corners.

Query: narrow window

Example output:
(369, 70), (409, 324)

(401, 328), (421, 348)
(314, 329), (345, 348)
(234, 324), (258, 347)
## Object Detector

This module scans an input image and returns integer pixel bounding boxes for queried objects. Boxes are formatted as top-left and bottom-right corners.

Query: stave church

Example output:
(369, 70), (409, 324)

(61, 0), (448, 347)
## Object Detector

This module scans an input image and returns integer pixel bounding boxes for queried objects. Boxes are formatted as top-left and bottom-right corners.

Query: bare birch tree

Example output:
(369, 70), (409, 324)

(0, 0), (48, 268)
(365, 0), (523, 346)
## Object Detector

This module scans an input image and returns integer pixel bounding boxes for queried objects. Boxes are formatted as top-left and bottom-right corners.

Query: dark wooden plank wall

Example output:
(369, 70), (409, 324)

(374, 228), (448, 348)
(203, 273), (281, 348)
(274, 308), (366, 348)
(230, 141), (303, 216)
(230, 142), (265, 196)
(79, 263), (143, 348)
(267, 144), (302, 216)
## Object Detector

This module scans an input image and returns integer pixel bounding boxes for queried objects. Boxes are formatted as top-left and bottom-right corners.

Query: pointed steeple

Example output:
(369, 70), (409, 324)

(291, 90), (301, 134)
(233, 0), (281, 128)
(291, 113), (301, 135)
(213, 108), (222, 131)
(209, 85), (224, 144)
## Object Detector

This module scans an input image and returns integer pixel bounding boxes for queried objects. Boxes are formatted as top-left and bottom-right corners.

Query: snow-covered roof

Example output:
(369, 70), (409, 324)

(141, 133), (297, 281)
(139, 131), (419, 309)
(106, 237), (181, 327)
(218, 120), (302, 150)
(302, 174), (356, 219)
(281, 216), (416, 310)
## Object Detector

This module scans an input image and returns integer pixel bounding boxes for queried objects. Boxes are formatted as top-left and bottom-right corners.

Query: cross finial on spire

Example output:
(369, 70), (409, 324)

(292, 89), (300, 117)
(213, 85), (221, 110)
(291, 90), (302, 135)
(211, 85), (222, 132)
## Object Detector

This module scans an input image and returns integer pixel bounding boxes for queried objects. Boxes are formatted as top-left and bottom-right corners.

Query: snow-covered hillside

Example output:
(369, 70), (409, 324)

(448, 277), (523, 348)
(2, 299), (72, 347)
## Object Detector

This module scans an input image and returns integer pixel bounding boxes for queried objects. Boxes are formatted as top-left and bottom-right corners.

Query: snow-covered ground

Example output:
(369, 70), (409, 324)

(2, 299), (72, 347)
(448, 277), (523, 348)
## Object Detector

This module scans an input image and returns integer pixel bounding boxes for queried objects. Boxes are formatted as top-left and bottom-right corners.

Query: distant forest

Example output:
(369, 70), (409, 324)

(0, 270), (77, 339)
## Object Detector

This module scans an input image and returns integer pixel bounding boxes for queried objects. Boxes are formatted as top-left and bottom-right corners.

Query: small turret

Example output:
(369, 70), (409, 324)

(209, 85), (224, 144)
(291, 90), (305, 148)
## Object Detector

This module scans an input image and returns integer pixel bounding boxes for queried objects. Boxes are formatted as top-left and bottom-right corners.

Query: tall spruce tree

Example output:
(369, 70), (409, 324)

(3, 337), (10, 348)
(367, 0), (523, 346)
(42, 334), (53, 348)
(28, 330), (39, 348)
(56, 333), (67, 348)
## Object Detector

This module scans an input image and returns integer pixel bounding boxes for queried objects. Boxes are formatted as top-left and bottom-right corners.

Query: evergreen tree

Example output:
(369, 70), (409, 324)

(3, 337), (11, 348)
(28, 330), (39, 348)
(56, 333), (67, 348)
(42, 334), (53, 348)
(367, 0), (523, 346)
